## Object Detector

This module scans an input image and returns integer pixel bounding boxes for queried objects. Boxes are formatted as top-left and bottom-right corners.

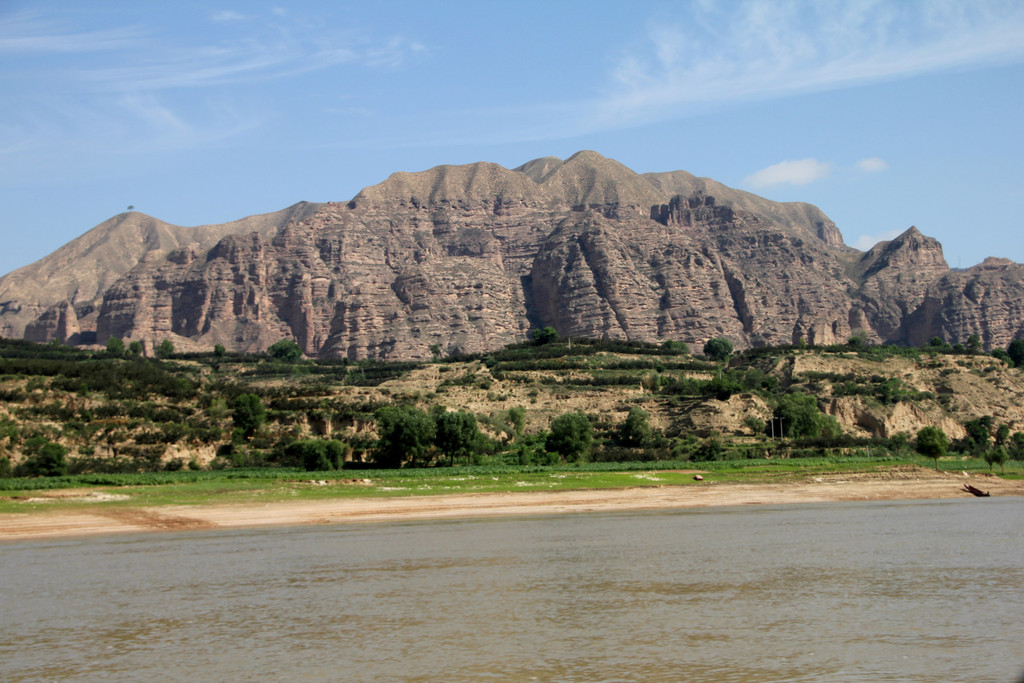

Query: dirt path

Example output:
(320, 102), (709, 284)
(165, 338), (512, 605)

(2, 470), (1022, 541)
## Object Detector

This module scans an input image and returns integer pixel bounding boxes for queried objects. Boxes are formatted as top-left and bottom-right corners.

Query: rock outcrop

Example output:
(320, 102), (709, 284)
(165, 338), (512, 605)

(1, 151), (1021, 359)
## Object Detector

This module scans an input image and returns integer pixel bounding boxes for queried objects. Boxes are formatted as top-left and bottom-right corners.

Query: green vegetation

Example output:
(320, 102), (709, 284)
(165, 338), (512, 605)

(1, 333), (1023, 493)
(619, 407), (652, 447)
(105, 337), (125, 356)
(774, 393), (841, 439)
(532, 326), (559, 345)
(157, 339), (175, 359)
(434, 410), (481, 466)
(546, 412), (593, 462)
(985, 445), (1008, 473)
(268, 339), (303, 362)
(374, 405), (435, 468)
(703, 337), (733, 362)
(1008, 339), (1024, 367)
(232, 393), (266, 440)
(2, 453), (1019, 516)
(915, 426), (949, 470)
(285, 439), (348, 471)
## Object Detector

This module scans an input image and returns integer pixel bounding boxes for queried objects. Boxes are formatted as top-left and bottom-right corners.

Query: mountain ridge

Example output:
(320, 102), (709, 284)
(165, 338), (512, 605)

(1, 151), (1021, 358)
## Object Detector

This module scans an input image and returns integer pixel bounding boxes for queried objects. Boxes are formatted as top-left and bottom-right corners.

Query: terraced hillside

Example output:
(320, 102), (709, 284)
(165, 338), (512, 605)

(2, 335), (1024, 479)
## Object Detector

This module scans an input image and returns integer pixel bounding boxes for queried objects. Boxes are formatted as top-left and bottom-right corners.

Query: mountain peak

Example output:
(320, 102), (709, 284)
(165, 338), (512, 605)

(513, 156), (563, 183)
(858, 225), (948, 280)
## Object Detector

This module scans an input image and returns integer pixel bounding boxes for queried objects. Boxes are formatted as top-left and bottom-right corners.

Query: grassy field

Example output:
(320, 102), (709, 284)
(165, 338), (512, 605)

(3, 454), (1018, 515)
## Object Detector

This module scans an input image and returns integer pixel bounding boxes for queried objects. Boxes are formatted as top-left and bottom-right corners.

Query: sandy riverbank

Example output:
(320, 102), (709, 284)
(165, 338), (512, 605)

(2, 469), (1022, 541)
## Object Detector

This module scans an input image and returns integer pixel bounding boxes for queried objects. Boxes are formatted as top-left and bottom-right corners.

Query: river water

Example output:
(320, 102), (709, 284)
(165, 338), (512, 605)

(3, 497), (1023, 682)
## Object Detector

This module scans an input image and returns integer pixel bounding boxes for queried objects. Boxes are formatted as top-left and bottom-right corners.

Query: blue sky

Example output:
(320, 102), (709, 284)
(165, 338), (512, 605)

(2, 0), (1023, 276)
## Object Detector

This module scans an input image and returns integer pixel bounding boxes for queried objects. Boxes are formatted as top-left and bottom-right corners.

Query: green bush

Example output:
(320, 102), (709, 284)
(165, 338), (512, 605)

(915, 426), (949, 469)
(546, 412), (593, 462)
(774, 393), (836, 438)
(692, 437), (724, 462)
(233, 393), (266, 440)
(286, 439), (348, 471)
(374, 405), (435, 468)
(18, 441), (68, 477)
(434, 410), (481, 465)
(619, 407), (652, 447)
(703, 337), (733, 362)
(268, 339), (303, 362)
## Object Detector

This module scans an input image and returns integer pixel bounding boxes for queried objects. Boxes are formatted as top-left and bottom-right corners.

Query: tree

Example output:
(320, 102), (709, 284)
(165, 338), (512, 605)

(703, 337), (733, 362)
(20, 441), (68, 477)
(916, 426), (949, 470)
(889, 432), (911, 454)
(662, 339), (689, 354)
(429, 343), (442, 360)
(268, 339), (303, 362)
(692, 436), (723, 462)
(374, 405), (435, 468)
(507, 406), (526, 438)
(105, 337), (125, 356)
(619, 407), (652, 447)
(532, 326), (559, 345)
(1011, 432), (1024, 460)
(233, 393), (266, 440)
(966, 334), (983, 354)
(127, 340), (143, 357)
(703, 375), (742, 400)
(964, 416), (993, 453)
(157, 339), (174, 358)
(546, 412), (592, 462)
(995, 423), (1010, 447)
(1007, 339), (1024, 367)
(286, 439), (347, 471)
(984, 446), (1008, 473)
(214, 344), (226, 357)
(774, 393), (825, 438)
(434, 410), (480, 465)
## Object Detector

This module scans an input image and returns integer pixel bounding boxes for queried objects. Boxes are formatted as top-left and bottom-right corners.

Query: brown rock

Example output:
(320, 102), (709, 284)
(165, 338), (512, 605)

(2, 152), (1022, 359)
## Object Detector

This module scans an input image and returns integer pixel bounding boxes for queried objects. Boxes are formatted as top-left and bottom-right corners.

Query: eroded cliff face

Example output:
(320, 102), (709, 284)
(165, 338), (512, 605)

(902, 257), (1024, 349)
(852, 227), (951, 342)
(530, 196), (855, 347)
(4, 151), (1021, 359)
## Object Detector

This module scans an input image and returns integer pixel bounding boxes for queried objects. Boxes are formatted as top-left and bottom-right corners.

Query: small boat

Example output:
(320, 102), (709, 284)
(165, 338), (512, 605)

(961, 483), (991, 497)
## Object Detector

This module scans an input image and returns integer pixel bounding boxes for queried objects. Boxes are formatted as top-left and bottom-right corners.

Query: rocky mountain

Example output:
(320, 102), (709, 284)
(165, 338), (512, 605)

(0, 203), (321, 346)
(1, 151), (1021, 359)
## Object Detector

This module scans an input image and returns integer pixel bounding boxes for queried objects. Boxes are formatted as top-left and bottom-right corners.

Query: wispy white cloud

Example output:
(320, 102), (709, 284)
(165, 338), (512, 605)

(745, 158), (831, 188)
(855, 157), (889, 173)
(2, 8), (425, 93)
(76, 29), (425, 92)
(853, 228), (904, 251)
(425, 1), (1024, 149)
(116, 94), (190, 135)
(80, 44), (309, 91)
(595, 0), (1024, 128)
(210, 11), (247, 22)
(0, 8), (421, 177)
(0, 13), (144, 53)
